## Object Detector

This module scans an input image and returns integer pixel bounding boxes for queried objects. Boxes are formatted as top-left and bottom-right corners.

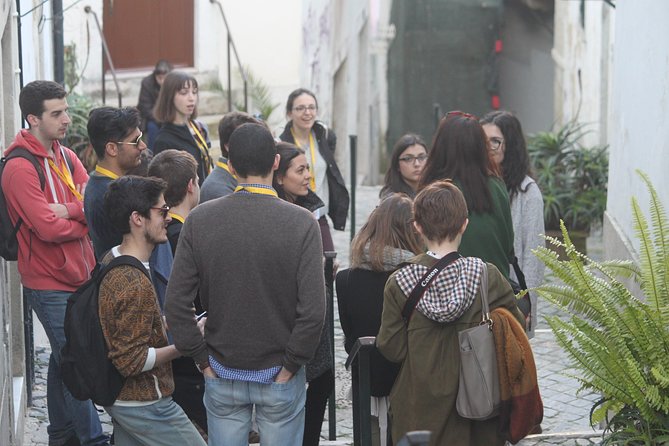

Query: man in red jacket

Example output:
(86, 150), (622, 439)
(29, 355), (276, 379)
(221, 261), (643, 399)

(2, 80), (108, 445)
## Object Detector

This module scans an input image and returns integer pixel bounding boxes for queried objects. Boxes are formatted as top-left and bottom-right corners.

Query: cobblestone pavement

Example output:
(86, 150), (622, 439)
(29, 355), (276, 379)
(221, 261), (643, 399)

(24, 185), (605, 445)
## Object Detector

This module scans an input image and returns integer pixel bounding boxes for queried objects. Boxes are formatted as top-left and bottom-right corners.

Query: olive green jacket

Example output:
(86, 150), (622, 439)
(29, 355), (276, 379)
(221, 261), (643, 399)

(377, 254), (524, 446)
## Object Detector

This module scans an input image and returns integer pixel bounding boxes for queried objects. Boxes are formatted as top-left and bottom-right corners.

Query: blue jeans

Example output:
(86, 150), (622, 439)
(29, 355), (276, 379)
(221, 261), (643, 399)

(26, 288), (109, 446)
(105, 397), (206, 446)
(204, 367), (307, 446)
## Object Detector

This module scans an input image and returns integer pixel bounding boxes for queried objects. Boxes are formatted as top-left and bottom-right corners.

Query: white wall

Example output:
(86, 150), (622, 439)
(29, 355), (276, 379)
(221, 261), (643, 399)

(19, 0), (54, 83)
(606, 0), (669, 255)
(553, 1), (614, 146)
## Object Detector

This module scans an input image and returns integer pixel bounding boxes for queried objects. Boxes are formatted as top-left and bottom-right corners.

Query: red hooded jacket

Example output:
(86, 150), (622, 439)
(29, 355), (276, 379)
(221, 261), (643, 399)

(2, 130), (94, 291)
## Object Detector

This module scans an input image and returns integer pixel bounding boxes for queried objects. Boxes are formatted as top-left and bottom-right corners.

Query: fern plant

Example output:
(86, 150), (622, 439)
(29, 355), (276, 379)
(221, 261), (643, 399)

(534, 170), (669, 445)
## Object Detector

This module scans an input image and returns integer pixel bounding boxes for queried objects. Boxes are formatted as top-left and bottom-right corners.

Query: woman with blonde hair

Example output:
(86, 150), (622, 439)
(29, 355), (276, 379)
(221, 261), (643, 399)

(336, 193), (423, 446)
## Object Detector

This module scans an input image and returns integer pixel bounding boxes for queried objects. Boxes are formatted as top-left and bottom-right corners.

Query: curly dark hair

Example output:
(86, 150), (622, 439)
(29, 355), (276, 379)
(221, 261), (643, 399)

(480, 110), (534, 201)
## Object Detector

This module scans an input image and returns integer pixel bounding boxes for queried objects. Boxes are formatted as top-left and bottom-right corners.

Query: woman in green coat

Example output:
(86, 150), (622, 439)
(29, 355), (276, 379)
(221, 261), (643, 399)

(377, 180), (524, 445)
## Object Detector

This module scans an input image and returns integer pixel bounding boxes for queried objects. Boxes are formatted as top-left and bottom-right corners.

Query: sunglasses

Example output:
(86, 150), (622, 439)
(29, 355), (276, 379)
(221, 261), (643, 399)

(445, 110), (477, 120)
(150, 205), (170, 219)
(116, 132), (144, 146)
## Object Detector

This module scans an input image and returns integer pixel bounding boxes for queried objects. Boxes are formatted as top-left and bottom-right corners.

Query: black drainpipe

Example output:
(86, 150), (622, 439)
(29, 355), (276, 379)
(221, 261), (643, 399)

(52, 0), (64, 85)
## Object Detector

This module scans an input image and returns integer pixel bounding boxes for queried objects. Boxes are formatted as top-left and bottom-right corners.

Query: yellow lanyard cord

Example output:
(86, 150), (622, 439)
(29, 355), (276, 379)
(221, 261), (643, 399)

(234, 185), (278, 198)
(290, 127), (317, 191)
(216, 160), (237, 179)
(168, 212), (185, 224)
(48, 158), (83, 201)
(94, 165), (119, 180)
(188, 121), (213, 175)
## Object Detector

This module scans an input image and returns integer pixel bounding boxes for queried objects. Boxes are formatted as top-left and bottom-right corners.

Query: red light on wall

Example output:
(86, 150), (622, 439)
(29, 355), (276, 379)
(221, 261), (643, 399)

(495, 39), (503, 53)
(492, 95), (500, 110)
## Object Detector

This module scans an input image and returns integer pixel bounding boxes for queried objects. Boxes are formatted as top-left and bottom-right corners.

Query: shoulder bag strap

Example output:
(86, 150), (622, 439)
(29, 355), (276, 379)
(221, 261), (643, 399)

(401, 251), (461, 324)
(479, 265), (491, 324)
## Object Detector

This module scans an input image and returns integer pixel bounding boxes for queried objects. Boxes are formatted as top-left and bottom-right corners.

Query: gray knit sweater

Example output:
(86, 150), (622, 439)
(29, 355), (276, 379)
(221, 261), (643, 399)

(165, 193), (326, 374)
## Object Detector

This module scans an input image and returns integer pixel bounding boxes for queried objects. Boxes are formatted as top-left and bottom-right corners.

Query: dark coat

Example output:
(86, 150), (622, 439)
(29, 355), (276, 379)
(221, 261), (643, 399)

(336, 268), (401, 396)
(153, 121), (212, 186)
(279, 121), (349, 230)
(137, 74), (160, 129)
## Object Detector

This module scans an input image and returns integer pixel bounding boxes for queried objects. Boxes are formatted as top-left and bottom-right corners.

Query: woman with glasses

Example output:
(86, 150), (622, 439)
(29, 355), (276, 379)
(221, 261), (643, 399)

(153, 71), (213, 186)
(419, 111), (515, 281)
(380, 133), (429, 199)
(279, 88), (349, 231)
(481, 110), (544, 336)
(272, 142), (335, 446)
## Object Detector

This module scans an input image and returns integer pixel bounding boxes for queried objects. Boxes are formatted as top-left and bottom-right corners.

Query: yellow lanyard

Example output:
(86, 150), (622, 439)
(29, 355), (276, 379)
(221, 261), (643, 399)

(48, 157), (83, 201)
(188, 121), (213, 175)
(168, 213), (185, 224)
(216, 159), (237, 179)
(234, 185), (278, 198)
(290, 128), (317, 191)
(94, 165), (119, 180)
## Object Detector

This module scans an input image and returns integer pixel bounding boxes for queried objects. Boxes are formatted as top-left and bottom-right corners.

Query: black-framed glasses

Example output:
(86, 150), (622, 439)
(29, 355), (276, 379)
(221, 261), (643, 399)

(488, 137), (504, 151)
(399, 154), (428, 164)
(292, 105), (318, 113)
(116, 132), (144, 146)
(150, 205), (170, 219)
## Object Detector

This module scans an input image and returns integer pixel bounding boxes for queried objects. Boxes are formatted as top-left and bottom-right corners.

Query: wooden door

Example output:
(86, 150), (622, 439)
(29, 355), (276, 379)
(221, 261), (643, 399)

(102, 0), (194, 71)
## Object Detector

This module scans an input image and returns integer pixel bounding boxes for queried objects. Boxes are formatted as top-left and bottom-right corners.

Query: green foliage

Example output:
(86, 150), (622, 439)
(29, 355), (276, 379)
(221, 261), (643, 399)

(527, 121), (609, 232)
(62, 93), (98, 171)
(535, 171), (669, 444)
(234, 66), (280, 122)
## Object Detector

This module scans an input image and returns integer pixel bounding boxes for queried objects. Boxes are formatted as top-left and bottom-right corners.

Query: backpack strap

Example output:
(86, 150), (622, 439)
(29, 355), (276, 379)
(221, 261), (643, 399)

(101, 255), (151, 281)
(4, 148), (46, 190)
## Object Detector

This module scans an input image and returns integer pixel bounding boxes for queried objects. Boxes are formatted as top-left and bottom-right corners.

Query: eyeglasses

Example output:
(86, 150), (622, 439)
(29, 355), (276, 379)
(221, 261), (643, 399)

(116, 132), (144, 146)
(399, 154), (428, 164)
(292, 105), (318, 113)
(488, 137), (504, 151)
(150, 205), (170, 219)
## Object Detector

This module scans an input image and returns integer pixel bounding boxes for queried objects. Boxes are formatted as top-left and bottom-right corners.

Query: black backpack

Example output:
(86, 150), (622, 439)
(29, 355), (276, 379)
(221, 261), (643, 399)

(0, 147), (74, 261)
(61, 255), (150, 406)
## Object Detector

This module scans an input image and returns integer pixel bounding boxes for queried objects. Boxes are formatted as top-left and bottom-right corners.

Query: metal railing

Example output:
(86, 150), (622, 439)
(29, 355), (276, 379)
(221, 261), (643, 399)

(84, 6), (122, 107)
(209, 0), (248, 112)
(345, 336), (431, 446)
(324, 251), (337, 440)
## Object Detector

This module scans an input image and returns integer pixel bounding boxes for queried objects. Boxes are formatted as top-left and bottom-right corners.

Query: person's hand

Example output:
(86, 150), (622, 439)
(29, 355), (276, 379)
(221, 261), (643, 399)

(49, 203), (69, 219)
(201, 366), (216, 378)
(197, 316), (207, 337)
(274, 367), (294, 384)
(77, 182), (87, 198)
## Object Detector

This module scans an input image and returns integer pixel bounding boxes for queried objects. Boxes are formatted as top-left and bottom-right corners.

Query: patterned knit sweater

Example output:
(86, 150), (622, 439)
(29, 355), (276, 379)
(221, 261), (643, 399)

(98, 251), (174, 402)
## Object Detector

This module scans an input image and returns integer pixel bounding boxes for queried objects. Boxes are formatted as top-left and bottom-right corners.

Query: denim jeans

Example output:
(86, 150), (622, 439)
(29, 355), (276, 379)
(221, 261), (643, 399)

(104, 397), (206, 446)
(204, 367), (307, 446)
(25, 288), (109, 446)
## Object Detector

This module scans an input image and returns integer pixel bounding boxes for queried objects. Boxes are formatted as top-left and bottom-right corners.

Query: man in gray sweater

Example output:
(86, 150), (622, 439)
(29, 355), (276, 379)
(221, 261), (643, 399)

(165, 123), (325, 445)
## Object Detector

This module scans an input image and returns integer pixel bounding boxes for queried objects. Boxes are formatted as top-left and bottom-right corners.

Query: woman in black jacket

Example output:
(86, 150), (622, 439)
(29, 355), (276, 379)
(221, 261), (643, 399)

(153, 71), (213, 186)
(336, 193), (423, 446)
(273, 142), (334, 446)
(279, 88), (349, 231)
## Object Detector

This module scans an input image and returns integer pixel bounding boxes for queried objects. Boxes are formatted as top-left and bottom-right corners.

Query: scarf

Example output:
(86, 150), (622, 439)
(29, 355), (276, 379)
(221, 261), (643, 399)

(491, 307), (543, 444)
(356, 244), (415, 271)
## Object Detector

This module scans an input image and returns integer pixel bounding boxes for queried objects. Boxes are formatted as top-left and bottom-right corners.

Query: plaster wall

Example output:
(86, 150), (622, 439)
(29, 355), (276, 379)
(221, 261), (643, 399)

(552, 0), (613, 146)
(605, 0), (669, 258)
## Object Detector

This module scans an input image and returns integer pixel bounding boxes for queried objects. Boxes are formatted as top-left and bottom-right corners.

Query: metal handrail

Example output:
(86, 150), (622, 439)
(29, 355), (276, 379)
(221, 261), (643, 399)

(209, 0), (248, 112)
(84, 6), (122, 107)
(345, 336), (376, 446)
(324, 251), (337, 440)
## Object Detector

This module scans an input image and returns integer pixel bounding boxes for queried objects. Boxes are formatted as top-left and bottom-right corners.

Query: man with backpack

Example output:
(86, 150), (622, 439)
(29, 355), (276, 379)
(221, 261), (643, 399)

(97, 175), (205, 445)
(1, 80), (108, 445)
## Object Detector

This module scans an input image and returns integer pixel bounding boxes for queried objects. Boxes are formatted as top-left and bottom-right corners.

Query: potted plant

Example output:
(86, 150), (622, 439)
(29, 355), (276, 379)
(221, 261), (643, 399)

(534, 171), (669, 444)
(527, 121), (609, 254)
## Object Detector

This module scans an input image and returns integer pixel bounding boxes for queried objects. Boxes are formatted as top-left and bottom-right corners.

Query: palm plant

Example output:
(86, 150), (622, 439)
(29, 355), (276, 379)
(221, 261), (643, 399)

(534, 170), (669, 444)
(528, 121), (609, 233)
